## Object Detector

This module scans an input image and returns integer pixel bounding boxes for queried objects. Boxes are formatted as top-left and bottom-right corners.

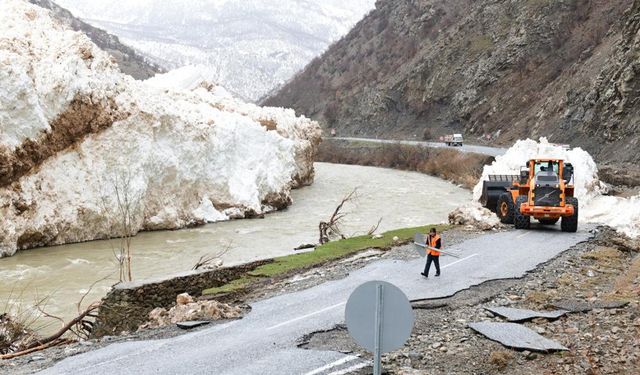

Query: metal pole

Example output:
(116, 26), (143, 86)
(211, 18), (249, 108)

(373, 284), (384, 375)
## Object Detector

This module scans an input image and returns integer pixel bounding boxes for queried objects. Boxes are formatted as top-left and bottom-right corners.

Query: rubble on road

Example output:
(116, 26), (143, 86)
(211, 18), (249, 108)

(139, 293), (242, 330)
(484, 306), (567, 322)
(467, 322), (568, 352)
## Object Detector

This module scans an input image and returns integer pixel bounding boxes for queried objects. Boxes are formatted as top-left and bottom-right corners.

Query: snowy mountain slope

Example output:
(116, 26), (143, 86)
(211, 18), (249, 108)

(0, 0), (321, 257)
(53, 0), (376, 101)
(28, 0), (164, 79)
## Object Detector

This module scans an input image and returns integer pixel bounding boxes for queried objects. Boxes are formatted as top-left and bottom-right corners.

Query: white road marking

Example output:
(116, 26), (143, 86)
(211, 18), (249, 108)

(326, 362), (369, 375)
(441, 253), (478, 269)
(266, 302), (346, 330)
(516, 231), (531, 239)
(303, 355), (358, 375)
(271, 254), (478, 331)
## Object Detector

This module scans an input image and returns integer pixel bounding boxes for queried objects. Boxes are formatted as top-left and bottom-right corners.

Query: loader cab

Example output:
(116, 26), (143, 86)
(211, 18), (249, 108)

(530, 159), (564, 207)
(534, 160), (560, 176)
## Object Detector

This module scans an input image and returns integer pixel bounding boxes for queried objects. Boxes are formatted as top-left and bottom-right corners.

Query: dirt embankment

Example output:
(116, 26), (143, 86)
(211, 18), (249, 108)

(317, 139), (493, 189)
(0, 95), (124, 188)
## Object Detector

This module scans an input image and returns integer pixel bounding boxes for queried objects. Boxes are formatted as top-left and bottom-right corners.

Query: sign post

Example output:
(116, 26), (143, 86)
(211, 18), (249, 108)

(346, 281), (414, 375)
(373, 284), (383, 375)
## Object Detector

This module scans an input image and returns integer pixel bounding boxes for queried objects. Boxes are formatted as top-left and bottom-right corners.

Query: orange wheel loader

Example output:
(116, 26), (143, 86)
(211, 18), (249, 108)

(480, 159), (578, 232)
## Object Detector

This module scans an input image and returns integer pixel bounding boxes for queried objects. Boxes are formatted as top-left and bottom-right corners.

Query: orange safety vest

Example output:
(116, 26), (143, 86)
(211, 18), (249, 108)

(427, 234), (441, 256)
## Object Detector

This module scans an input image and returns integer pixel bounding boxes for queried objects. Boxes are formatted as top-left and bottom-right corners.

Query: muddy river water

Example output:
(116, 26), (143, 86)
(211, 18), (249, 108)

(0, 163), (470, 333)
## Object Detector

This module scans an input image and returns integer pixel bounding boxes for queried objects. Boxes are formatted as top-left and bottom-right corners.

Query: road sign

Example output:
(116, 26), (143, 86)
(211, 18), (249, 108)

(345, 281), (414, 375)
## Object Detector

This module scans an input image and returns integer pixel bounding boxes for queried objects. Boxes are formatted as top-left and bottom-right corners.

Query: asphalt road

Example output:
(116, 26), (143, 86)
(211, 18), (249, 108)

(331, 137), (507, 157)
(41, 227), (591, 375)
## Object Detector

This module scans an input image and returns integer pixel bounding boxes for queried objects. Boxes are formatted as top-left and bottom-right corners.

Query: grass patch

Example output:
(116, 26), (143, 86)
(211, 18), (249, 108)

(203, 224), (451, 296)
(202, 278), (251, 296)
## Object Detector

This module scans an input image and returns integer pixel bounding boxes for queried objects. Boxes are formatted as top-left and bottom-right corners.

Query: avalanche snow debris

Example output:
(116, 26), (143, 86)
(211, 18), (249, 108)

(448, 203), (501, 230)
(465, 138), (639, 237)
(0, 0), (321, 257)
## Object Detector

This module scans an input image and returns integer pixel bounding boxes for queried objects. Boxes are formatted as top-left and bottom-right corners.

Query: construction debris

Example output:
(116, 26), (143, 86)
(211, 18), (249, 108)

(485, 307), (567, 322)
(139, 293), (242, 330)
(467, 322), (568, 352)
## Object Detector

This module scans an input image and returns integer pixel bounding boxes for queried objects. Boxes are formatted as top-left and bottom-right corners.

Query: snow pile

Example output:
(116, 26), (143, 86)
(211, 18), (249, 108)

(469, 138), (640, 237)
(448, 203), (501, 230)
(145, 65), (232, 98)
(0, 3), (123, 150)
(0, 1), (321, 257)
(472, 138), (608, 204)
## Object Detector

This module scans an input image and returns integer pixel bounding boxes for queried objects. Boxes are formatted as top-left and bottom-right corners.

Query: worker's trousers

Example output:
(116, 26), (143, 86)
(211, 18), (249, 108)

(424, 254), (440, 276)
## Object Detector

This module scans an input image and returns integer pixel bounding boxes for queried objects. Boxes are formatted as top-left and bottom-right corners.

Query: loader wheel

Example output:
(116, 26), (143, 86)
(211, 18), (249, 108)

(539, 218), (559, 225)
(497, 193), (515, 224)
(514, 196), (530, 229)
(561, 197), (579, 233)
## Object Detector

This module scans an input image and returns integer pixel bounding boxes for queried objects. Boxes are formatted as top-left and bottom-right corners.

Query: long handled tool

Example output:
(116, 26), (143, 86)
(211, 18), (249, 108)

(412, 233), (461, 258)
(413, 242), (461, 258)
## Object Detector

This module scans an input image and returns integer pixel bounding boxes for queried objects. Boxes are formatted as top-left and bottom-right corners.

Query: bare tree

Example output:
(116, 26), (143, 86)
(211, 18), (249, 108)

(319, 188), (358, 244)
(101, 170), (143, 282)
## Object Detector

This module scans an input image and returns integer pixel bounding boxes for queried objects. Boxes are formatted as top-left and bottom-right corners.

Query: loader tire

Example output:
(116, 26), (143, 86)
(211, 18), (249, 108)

(514, 196), (530, 230)
(539, 218), (559, 225)
(561, 197), (579, 233)
(497, 193), (515, 224)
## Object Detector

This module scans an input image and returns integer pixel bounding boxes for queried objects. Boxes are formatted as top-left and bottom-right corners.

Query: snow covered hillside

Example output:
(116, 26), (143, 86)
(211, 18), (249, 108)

(0, 0), (321, 257)
(53, 0), (376, 101)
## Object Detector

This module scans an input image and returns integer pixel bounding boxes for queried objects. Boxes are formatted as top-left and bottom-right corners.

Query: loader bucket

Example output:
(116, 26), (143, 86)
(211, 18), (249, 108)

(480, 175), (519, 212)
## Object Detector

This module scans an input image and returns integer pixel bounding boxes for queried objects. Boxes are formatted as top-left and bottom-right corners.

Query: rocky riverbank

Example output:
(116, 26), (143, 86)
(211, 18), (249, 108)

(316, 139), (493, 189)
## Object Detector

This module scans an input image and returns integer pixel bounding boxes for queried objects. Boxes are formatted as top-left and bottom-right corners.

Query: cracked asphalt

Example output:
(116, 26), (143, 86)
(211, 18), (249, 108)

(40, 226), (592, 375)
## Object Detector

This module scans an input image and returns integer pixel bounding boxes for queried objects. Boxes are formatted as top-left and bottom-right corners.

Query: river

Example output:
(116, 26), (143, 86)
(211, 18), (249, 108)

(0, 163), (470, 333)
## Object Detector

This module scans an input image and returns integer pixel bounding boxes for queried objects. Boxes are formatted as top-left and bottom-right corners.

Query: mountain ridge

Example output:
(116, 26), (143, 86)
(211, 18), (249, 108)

(265, 0), (640, 165)
(29, 0), (163, 79)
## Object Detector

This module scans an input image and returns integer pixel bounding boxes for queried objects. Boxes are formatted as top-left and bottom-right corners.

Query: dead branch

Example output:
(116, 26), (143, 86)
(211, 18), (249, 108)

(192, 242), (232, 270)
(319, 188), (358, 244)
(26, 302), (101, 350)
(77, 273), (113, 314)
(367, 217), (383, 236)
(0, 338), (73, 360)
(34, 296), (64, 329)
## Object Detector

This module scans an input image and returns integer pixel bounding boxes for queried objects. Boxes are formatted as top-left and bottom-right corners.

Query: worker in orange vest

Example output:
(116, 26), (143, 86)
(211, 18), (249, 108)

(421, 228), (441, 278)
